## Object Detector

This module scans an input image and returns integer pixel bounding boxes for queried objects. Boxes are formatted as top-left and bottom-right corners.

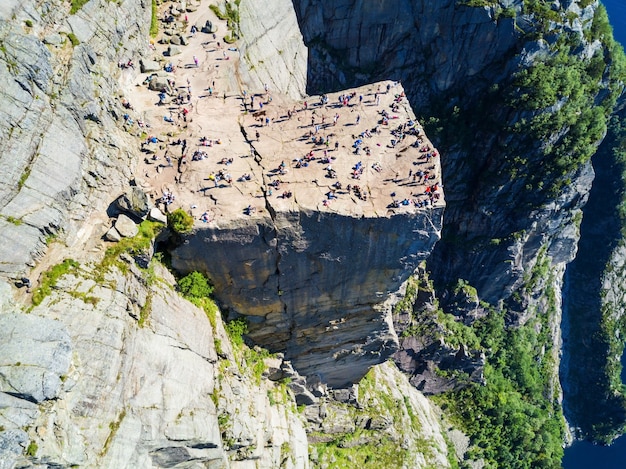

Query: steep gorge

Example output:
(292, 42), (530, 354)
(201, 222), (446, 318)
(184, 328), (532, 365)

(1, 0), (626, 467)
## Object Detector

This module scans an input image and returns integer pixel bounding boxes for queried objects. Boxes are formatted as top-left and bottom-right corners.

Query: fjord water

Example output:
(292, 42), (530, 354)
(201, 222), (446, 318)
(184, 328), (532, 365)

(561, 2), (626, 468)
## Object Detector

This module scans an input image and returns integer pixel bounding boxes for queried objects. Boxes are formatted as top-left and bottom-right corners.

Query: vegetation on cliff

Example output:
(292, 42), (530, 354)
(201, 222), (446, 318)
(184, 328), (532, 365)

(414, 1), (626, 447)
(398, 268), (563, 467)
(436, 308), (564, 468)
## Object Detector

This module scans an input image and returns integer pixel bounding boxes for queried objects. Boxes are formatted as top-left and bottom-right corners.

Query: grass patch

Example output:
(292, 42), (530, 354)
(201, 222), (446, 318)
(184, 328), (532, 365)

(18, 167), (31, 190)
(100, 409), (126, 456)
(67, 32), (80, 47)
(25, 441), (37, 457)
(32, 259), (80, 306)
(243, 346), (272, 384)
(68, 290), (100, 306)
(98, 219), (164, 278)
(6, 216), (22, 226)
(138, 293), (152, 327)
(150, 0), (158, 37)
(70, 0), (90, 14)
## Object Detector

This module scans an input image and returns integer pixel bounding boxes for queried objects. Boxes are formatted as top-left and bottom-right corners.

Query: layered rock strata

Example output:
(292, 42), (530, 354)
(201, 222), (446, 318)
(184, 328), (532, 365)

(0, 0), (148, 276)
(172, 204), (443, 388)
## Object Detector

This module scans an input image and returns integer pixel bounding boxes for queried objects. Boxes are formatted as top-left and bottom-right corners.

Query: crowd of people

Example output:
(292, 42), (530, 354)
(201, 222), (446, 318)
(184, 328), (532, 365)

(117, 0), (443, 224)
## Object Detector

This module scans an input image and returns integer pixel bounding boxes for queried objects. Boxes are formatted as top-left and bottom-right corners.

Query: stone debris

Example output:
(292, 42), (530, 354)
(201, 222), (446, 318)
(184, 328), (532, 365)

(148, 207), (168, 224)
(114, 187), (152, 219)
(114, 213), (139, 238)
(104, 226), (122, 242)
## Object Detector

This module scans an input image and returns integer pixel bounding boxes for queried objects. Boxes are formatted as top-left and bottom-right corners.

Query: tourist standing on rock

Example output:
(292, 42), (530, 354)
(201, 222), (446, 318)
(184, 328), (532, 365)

(193, 55), (199, 67)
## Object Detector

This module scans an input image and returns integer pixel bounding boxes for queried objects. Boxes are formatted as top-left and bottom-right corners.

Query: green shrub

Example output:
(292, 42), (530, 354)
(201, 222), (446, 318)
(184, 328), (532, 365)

(67, 32), (80, 47)
(167, 208), (194, 234)
(178, 271), (214, 298)
(225, 317), (247, 347)
(24, 19), (33, 28)
(178, 271), (218, 327)
(25, 441), (37, 457)
(70, 0), (90, 14)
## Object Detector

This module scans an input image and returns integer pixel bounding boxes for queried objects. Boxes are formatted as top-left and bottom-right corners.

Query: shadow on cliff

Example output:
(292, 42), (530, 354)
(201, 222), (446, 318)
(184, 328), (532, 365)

(561, 111), (626, 442)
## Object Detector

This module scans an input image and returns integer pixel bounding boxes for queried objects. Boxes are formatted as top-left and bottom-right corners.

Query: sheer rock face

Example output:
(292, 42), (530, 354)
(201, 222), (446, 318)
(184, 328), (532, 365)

(291, 0), (519, 106)
(0, 0), (147, 276)
(172, 207), (443, 388)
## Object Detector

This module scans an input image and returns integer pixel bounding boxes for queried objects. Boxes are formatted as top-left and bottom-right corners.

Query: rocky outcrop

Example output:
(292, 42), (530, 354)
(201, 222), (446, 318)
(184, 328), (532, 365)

(0, 262), (309, 469)
(288, 0), (625, 445)
(305, 362), (454, 468)
(172, 206), (443, 388)
(238, 0), (307, 98)
(289, 0), (603, 320)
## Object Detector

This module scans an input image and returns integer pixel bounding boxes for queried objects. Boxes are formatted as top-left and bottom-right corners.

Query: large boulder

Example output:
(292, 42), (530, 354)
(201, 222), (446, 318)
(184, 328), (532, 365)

(148, 207), (167, 224)
(115, 187), (151, 218)
(114, 214), (139, 238)
(140, 59), (161, 73)
(201, 20), (216, 34)
(104, 226), (122, 242)
(148, 76), (172, 92)
(166, 45), (182, 56)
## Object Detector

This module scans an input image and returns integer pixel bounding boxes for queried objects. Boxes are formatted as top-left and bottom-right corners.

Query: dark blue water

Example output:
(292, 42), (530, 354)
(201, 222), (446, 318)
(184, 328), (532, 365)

(604, 0), (626, 46)
(562, 2), (626, 468)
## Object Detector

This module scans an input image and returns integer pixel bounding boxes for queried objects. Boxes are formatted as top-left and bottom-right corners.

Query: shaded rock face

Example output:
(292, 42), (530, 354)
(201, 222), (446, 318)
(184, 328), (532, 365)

(289, 0), (602, 324)
(0, 0), (148, 276)
(291, 0), (518, 107)
(561, 113), (626, 441)
(172, 208), (443, 387)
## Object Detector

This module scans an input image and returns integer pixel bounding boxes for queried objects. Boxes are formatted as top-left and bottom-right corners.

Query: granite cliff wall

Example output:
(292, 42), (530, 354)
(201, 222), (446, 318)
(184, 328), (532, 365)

(561, 111), (626, 442)
(0, 0), (148, 276)
(237, 0), (308, 98)
(288, 0), (626, 443)
(171, 207), (443, 388)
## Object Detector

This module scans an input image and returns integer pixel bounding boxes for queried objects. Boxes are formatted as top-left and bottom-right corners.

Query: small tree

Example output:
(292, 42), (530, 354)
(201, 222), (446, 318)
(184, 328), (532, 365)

(167, 208), (194, 234)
